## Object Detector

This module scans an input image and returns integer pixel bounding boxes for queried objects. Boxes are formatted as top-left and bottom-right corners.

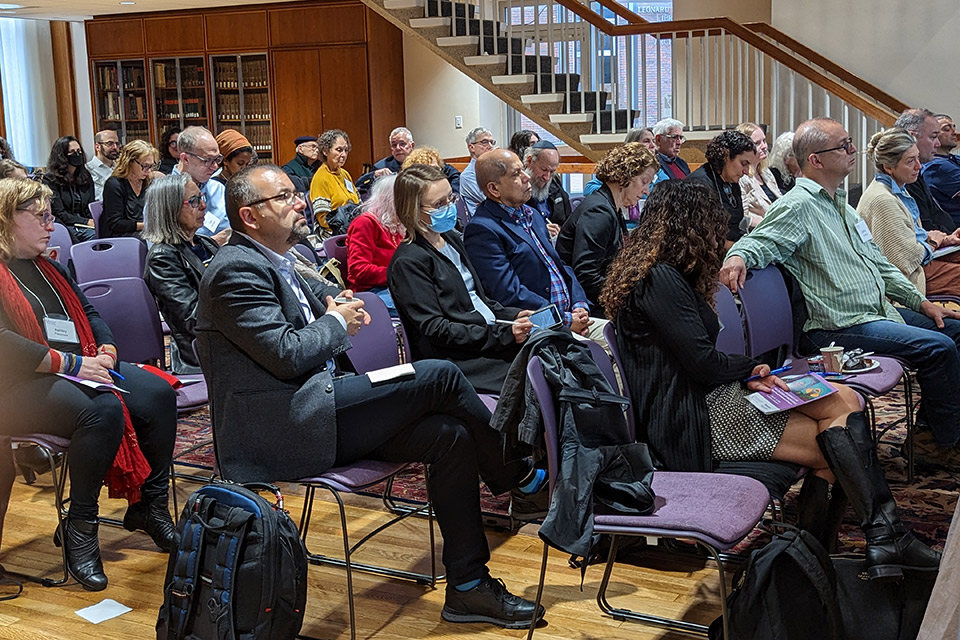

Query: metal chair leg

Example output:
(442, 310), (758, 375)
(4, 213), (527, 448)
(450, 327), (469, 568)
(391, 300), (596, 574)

(526, 543), (550, 640)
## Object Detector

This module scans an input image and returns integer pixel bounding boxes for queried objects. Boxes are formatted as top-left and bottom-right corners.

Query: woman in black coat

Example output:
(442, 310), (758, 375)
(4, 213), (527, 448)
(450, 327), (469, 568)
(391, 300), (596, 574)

(601, 179), (939, 579)
(101, 140), (158, 238)
(42, 136), (96, 243)
(143, 173), (219, 374)
(387, 164), (533, 394)
(685, 130), (757, 247)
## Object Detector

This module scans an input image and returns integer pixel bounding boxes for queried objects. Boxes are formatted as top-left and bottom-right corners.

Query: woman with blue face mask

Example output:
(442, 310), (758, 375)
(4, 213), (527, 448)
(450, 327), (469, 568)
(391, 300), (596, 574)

(388, 164), (534, 394)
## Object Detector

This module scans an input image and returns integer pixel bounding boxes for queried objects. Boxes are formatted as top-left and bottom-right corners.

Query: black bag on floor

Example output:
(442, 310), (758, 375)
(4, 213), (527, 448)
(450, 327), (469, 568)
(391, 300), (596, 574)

(156, 482), (308, 640)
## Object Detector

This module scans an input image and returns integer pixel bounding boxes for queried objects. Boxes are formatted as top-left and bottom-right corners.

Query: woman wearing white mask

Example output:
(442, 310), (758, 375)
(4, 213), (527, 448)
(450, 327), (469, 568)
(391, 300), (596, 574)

(388, 164), (534, 394)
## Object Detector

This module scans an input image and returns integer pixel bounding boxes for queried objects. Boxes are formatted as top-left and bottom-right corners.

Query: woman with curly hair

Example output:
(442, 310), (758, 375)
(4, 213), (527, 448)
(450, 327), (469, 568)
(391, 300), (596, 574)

(157, 127), (181, 175)
(556, 142), (658, 313)
(401, 145), (445, 171)
(308, 129), (360, 237)
(600, 180), (941, 577)
(508, 129), (539, 160)
(686, 130), (757, 246)
(42, 136), (96, 243)
(101, 139), (158, 238)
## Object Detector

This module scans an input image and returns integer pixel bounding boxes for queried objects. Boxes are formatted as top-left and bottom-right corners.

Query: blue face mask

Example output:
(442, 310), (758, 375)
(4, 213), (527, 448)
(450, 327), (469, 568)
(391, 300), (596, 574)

(427, 202), (458, 233)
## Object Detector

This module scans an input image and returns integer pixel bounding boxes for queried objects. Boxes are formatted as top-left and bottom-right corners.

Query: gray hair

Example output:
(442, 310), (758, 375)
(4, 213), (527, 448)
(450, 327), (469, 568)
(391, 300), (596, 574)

(652, 118), (684, 136)
(767, 132), (795, 175)
(317, 129), (351, 159)
(894, 108), (935, 135)
(143, 173), (191, 245)
(389, 127), (413, 143)
(793, 118), (838, 169)
(867, 128), (916, 172)
(624, 127), (651, 143)
(465, 127), (491, 145)
(523, 144), (558, 165)
(363, 174), (404, 236)
(177, 126), (213, 154)
(226, 164), (283, 230)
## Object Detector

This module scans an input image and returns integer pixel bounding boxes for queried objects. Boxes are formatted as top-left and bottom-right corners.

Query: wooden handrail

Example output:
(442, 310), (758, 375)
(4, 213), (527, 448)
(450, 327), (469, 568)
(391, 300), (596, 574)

(546, 3), (899, 125)
(589, 0), (646, 26)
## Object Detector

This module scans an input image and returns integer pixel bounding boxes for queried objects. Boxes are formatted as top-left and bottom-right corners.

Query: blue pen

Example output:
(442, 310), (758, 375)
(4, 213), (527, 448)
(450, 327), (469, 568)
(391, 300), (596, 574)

(744, 364), (792, 383)
(108, 369), (125, 381)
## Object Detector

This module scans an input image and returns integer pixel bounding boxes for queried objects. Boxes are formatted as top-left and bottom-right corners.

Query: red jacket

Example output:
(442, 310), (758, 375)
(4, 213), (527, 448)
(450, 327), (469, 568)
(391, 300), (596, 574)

(345, 212), (403, 290)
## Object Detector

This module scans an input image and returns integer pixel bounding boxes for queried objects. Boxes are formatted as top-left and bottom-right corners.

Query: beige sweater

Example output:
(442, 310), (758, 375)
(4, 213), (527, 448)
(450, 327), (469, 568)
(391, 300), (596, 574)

(857, 178), (928, 295)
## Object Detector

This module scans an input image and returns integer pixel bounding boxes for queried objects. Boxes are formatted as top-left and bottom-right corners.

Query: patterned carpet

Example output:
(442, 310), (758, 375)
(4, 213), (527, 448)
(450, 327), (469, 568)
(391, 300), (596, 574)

(174, 385), (958, 552)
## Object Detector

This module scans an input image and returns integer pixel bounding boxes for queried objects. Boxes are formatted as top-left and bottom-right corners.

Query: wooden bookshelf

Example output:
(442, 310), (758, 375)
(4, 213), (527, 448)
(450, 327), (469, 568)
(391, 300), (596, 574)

(151, 56), (210, 141)
(91, 59), (151, 143)
(210, 53), (273, 163)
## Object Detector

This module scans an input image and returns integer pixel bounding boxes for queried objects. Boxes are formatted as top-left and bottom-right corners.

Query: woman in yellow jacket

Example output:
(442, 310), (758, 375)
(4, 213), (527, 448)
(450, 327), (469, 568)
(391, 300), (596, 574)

(309, 128), (360, 237)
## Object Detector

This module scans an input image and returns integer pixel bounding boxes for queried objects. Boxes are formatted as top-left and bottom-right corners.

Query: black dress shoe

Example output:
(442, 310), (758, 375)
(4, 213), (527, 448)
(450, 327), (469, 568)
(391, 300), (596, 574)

(54, 518), (108, 591)
(123, 496), (176, 552)
(441, 576), (545, 629)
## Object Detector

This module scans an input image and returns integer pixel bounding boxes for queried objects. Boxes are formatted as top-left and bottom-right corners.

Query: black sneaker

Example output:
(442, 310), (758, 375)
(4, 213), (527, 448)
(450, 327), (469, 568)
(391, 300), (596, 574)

(509, 484), (550, 522)
(441, 576), (545, 629)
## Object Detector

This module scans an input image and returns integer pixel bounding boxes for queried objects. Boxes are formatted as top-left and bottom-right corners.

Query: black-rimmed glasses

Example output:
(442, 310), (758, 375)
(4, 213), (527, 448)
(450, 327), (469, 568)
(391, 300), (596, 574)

(186, 151), (224, 167)
(244, 190), (304, 208)
(183, 193), (207, 209)
(813, 137), (855, 155)
(135, 159), (156, 172)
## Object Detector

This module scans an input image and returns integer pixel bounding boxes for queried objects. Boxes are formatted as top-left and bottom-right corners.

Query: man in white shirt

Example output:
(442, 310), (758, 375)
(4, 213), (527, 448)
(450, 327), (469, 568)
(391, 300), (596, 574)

(459, 127), (497, 218)
(86, 129), (120, 200)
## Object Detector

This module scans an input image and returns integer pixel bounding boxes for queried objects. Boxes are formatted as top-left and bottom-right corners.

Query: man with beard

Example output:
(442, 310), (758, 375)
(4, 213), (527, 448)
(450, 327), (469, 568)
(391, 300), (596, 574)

(896, 108), (957, 232)
(523, 140), (572, 234)
(195, 163), (545, 629)
(86, 129), (121, 200)
(923, 112), (960, 228)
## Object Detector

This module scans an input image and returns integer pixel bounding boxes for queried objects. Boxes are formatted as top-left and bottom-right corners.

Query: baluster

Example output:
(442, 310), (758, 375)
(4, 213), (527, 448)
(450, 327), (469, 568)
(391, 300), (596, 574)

(789, 69), (795, 131)
(737, 38), (743, 124)
(684, 31), (692, 127)
(720, 31), (726, 130)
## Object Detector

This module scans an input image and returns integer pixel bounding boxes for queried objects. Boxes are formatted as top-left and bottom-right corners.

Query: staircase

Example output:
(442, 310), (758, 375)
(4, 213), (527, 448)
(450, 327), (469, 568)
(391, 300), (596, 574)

(363, 0), (905, 182)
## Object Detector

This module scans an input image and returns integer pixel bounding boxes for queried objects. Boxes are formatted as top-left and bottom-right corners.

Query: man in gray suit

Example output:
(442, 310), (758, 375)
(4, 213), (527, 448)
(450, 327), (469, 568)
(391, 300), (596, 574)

(196, 164), (545, 629)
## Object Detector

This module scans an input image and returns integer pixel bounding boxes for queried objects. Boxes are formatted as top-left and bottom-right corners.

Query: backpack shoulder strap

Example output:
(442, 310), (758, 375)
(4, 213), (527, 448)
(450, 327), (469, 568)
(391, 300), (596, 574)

(165, 495), (214, 640)
(781, 532), (843, 639)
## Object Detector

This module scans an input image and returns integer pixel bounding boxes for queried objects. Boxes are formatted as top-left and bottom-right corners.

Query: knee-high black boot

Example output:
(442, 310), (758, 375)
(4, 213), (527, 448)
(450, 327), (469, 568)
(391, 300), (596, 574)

(54, 517), (108, 591)
(796, 474), (847, 554)
(816, 412), (941, 580)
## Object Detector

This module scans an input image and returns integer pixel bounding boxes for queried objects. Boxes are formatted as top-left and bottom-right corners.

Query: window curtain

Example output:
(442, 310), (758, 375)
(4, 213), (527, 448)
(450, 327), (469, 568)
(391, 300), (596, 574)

(0, 18), (60, 168)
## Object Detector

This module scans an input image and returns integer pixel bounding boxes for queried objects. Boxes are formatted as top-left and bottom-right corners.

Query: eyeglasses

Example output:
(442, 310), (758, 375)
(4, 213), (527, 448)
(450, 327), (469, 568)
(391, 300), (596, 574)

(244, 190), (304, 208)
(183, 193), (207, 209)
(813, 137), (855, 155)
(390, 140), (413, 149)
(98, 141), (119, 148)
(423, 192), (459, 211)
(663, 133), (685, 142)
(472, 138), (496, 147)
(186, 151), (224, 167)
(135, 159), (156, 172)
(17, 206), (55, 226)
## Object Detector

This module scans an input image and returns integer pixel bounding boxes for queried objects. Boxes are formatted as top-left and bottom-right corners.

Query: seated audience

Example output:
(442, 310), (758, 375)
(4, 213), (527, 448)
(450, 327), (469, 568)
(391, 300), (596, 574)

(345, 174), (403, 314)
(736, 122), (781, 225)
(651, 118), (689, 183)
(101, 140), (157, 239)
(42, 136), (96, 243)
(157, 127), (181, 175)
(0, 178), (177, 590)
(460, 127), (497, 218)
(858, 128), (960, 296)
(282, 135), (320, 192)
(604, 178), (939, 578)
(309, 128), (360, 237)
(923, 112), (960, 228)
(389, 164), (533, 394)
(196, 164), (544, 628)
(0, 159), (28, 179)
(523, 140), (572, 229)
(508, 129), (539, 160)
(556, 143), (658, 314)
(171, 126), (229, 244)
(896, 108), (957, 232)
(357, 127), (461, 196)
(686, 130), (757, 246)
(582, 127), (656, 224)
(86, 129), (120, 200)
(143, 173), (219, 374)
(768, 131), (801, 193)
(722, 117), (960, 468)
(212, 129), (256, 186)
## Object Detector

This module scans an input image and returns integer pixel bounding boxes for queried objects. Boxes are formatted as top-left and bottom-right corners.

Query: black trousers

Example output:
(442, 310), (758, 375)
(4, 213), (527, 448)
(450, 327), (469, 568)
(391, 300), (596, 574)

(1, 362), (178, 519)
(333, 360), (526, 586)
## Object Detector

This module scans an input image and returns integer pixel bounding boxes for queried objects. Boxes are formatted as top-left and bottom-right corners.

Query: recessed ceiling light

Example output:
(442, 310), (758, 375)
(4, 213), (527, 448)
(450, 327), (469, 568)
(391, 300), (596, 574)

(0, 3), (22, 8)
(119, 1), (135, 4)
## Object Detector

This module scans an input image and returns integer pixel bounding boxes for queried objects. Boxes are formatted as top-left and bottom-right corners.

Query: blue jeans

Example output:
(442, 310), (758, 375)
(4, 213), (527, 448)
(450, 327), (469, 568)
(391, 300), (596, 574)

(805, 308), (960, 447)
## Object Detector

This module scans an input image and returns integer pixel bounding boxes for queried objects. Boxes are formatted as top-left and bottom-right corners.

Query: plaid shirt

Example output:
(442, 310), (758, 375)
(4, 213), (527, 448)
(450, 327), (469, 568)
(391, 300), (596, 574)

(500, 203), (585, 326)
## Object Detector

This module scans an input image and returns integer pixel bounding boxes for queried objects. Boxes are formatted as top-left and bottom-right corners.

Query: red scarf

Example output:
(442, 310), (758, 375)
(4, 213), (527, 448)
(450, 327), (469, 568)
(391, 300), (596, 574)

(0, 258), (151, 504)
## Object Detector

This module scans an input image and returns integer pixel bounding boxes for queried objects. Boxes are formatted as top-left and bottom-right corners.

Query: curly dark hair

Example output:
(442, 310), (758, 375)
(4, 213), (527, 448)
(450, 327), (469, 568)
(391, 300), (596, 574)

(159, 127), (182, 161)
(317, 129), (351, 162)
(600, 180), (729, 320)
(508, 129), (539, 158)
(0, 136), (13, 160)
(705, 130), (756, 173)
(46, 136), (91, 186)
(595, 142), (659, 188)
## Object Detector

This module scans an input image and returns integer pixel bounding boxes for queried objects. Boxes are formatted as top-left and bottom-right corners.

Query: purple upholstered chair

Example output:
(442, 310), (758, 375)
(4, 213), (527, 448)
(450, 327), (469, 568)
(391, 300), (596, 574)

(455, 196), (469, 228)
(524, 357), (769, 639)
(87, 200), (103, 238)
(601, 321), (635, 436)
(70, 237), (147, 284)
(348, 292), (401, 373)
(322, 234), (348, 267)
(80, 277), (164, 365)
(293, 242), (320, 265)
(715, 285), (746, 355)
(48, 223), (73, 267)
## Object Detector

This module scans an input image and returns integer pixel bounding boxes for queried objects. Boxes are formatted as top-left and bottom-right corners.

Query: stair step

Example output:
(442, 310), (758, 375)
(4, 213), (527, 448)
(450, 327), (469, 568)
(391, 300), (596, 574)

(562, 91), (609, 113)
(507, 54), (555, 74)
(463, 54), (507, 67)
(595, 109), (634, 133)
(550, 113), (594, 124)
(425, 0), (475, 19)
(491, 73), (580, 92)
(491, 74), (535, 85)
(480, 36), (526, 56)
(452, 17), (502, 37)
(410, 16), (450, 28)
(436, 35), (478, 47)
(521, 93), (564, 105)
(384, 0), (423, 9)
(580, 133), (627, 148)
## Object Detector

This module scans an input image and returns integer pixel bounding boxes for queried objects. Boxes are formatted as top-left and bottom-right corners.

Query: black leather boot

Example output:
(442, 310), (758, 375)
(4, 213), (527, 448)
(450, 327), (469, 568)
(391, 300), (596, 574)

(816, 412), (941, 580)
(123, 495), (176, 552)
(796, 474), (847, 554)
(54, 517), (107, 591)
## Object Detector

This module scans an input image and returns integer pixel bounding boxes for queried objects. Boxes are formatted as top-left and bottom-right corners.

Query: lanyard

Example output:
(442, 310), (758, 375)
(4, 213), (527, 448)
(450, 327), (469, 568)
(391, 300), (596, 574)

(9, 263), (70, 319)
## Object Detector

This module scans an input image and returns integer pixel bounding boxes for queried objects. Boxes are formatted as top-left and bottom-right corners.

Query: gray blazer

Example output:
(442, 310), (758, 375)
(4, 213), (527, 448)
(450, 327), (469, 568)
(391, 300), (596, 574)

(196, 233), (348, 482)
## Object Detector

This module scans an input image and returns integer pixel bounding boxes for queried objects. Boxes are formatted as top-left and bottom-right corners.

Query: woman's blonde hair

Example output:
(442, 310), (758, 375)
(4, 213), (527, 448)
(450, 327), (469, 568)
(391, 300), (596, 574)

(595, 142), (659, 188)
(867, 128), (917, 174)
(394, 164), (448, 243)
(401, 146), (445, 170)
(112, 139), (159, 185)
(0, 178), (53, 263)
(736, 122), (767, 173)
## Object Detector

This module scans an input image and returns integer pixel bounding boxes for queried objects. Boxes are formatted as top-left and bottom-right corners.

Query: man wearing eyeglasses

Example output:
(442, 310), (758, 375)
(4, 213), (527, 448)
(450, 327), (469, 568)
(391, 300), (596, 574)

(651, 118), (690, 184)
(196, 163), (545, 630)
(896, 109), (958, 233)
(355, 127), (461, 197)
(922, 111), (960, 230)
(460, 127), (497, 218)
(721, 117), (960, 467)
(86, 129), (120, 200)
(172, 126), (230, 245)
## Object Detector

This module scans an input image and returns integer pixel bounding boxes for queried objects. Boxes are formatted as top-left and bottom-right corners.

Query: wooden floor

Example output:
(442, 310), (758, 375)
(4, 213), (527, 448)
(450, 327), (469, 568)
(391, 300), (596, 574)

(0, 471), (725, 640)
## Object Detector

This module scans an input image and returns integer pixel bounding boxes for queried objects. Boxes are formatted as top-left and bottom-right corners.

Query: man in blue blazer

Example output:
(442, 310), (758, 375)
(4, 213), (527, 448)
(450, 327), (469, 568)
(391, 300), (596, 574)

(464, 149), (595, 337)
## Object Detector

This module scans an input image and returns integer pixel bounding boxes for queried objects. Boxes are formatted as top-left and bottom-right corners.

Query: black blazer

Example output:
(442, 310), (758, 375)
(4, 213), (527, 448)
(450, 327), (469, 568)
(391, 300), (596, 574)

(101, 176), (146, 238)
(43, 174), (95, 228)
(555, 183), (625, 314)
(388, 232), (522, 394)
(686, 165), (745, 242)
(144, 236), (220, 372)
(615, 264), (758, 471)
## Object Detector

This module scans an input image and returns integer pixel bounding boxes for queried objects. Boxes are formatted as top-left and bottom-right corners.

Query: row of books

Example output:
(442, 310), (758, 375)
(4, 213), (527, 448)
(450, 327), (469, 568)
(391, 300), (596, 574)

(212, 57), (269, 89)
(125, 124), (151, 142)
(156, 97), (206, 120)
(97, 64), (146, 91)
(99, 93), (147, 120)
(245, 123), (273, 153)
(153, 61), (206, 89)
(215, 92), (270, 121)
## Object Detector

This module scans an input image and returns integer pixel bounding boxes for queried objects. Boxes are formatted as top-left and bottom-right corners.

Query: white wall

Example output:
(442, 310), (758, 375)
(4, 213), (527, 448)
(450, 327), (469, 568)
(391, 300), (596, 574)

(402, 34), (507, 158)
(771, 0), (959, 113)
(71, 21), (94, 153)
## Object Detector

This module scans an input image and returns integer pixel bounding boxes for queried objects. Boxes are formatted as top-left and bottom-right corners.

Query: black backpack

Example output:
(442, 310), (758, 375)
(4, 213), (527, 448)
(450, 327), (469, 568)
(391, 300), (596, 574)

(156, 482), (308, 640)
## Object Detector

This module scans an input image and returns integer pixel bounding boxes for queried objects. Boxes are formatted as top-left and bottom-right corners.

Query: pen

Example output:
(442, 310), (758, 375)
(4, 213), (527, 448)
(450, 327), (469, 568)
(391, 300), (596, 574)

(744, 364), (791, 383)
(108, 369), (125, 381)
(494, 319), (519, 326)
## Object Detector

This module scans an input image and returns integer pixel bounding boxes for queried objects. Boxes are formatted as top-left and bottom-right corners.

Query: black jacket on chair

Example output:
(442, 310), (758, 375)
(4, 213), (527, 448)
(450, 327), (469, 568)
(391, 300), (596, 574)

(388, 232), (522, 394)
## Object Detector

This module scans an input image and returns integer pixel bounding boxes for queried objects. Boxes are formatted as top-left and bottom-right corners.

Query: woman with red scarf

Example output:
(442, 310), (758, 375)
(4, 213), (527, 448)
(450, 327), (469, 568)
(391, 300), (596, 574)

(0, 178), (177, 591)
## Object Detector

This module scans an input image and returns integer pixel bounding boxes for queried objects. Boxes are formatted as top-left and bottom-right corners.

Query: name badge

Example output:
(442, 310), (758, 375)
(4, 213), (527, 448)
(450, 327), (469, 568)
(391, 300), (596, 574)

(44, 316), (79, 344)
(203, 211), (221, 233)
(345, 180), (355, 193)
(854, 219), (873, 243)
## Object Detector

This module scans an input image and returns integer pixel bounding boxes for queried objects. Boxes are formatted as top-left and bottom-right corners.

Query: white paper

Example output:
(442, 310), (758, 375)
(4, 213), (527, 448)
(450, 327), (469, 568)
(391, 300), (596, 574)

(366, 363), (415, 384)
(932, 244), (960, 259)
(75, 599), (132, 624)
(57, 373), (129, 393)
(202, 211), (221, 232)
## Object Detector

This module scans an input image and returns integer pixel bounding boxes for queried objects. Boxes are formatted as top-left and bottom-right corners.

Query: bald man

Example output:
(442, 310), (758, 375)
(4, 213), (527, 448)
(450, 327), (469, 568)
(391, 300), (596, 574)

(87, 129), (120, 200)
